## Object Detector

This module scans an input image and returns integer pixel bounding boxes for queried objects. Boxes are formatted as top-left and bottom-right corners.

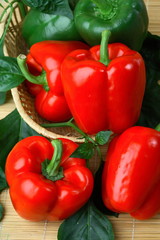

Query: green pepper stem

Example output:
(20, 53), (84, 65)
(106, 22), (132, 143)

(91, 0), (112, 15)
(42, 120), (107, 170)
(17, 54), (49, 90)
(46, 139), (63, 177)
(155, 124), (160, 132)
(42, 118), (95, 144)
(99, 30), (111, 66)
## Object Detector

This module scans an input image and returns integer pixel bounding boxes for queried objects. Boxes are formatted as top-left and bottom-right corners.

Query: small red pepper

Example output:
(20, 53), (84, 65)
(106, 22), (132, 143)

(61, 30), (146, 134)
(102, 125), (160, 220)
(17, 40), (89, 122)
(5, 136), (94, 221)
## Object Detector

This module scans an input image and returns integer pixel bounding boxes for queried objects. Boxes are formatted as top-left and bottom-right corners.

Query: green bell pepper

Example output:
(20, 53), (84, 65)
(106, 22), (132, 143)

(21, 2), (82, 47)
(74, 0), (149, 50)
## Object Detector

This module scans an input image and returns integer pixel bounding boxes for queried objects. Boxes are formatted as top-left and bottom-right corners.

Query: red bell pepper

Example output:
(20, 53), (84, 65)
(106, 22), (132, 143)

(61, 30), (146, 134)
(5, 136), (94, 221)
(102, 125), (160, 220)
(17, 40), (89, 122)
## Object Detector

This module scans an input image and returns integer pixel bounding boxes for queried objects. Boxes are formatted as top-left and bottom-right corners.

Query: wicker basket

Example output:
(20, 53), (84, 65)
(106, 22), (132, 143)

(4, 4), (86, 142)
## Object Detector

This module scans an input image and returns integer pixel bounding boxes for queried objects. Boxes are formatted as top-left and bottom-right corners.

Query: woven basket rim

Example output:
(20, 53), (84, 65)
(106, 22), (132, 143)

(11, 87), (86, 142)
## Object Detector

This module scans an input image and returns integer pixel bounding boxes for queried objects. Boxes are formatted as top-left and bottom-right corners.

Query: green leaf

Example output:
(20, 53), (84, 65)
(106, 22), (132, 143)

(0, 109), (41, 171)
(95, 131), (112, 145)
(71, 142), (95, 159)
(137, 32), (160, 128)
(0, 57), (25, 92)
(22, 0), (73, 18)
(0, 91), (6, 105)
(58, 201), (114, 240)
(0, 204), (4, 221)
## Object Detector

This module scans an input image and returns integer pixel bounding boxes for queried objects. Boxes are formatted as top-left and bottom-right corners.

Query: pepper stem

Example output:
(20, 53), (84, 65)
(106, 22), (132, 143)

(17, 54), (49, 91)
(155, 124), (160, 132)
(42, 120), (106, 172)
(99, 30), (111, 66)
(41, 118), (95, 144)
(47, 139), (63, 176)
(91, 0), (112, 15)
(42, 139), (64, 181)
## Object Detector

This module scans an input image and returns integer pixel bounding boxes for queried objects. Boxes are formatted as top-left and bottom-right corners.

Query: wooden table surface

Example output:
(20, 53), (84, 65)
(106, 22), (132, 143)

(1, 0), (160, 239)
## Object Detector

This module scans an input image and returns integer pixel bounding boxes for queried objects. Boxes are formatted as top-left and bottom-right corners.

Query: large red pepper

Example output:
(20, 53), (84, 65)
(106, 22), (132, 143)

(61, 30), (146, 134)
(5, 136), (94, 221)
(17, 40), (89, 122)
(102, 125), (160, 220)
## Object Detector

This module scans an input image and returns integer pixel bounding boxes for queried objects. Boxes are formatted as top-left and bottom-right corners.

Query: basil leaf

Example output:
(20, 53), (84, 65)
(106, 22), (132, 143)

(0, 109), (41, 171)
(71, 142), (95, 159)
(0, 57), (25, 92)
(95, 131), (112, 145)
(0, 204), (4, 221)
(58, 201), (114, 240)
(137, 32), (160, 128)
(22, 0), (73, 19)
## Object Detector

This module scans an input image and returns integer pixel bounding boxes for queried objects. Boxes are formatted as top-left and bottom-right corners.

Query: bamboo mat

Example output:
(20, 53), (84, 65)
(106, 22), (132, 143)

(1, 0), (160, 239)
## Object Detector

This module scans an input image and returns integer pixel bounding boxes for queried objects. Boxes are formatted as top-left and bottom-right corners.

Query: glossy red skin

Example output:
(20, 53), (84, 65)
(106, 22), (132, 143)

(61, 43), (146, 134)
(35, 89), (72, 122)
(26, 40), (89, 122)
(102, 126), (160, 220)
(5, 136), (94, 221)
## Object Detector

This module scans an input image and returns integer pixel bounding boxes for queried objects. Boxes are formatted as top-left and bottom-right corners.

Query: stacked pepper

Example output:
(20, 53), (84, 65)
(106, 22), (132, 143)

(18, 0), (148, 129)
